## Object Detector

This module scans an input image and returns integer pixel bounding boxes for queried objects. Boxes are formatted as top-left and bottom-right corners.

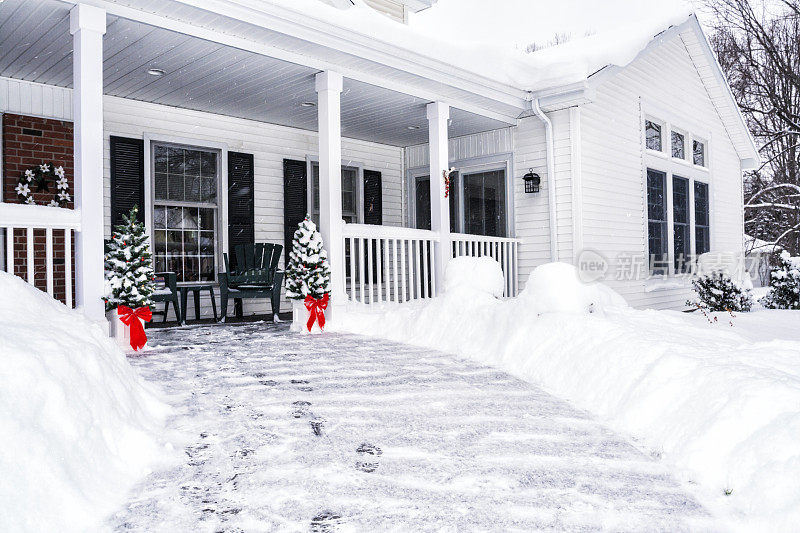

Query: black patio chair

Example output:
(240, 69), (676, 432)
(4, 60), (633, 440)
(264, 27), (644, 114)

(219, 243), (283, 320)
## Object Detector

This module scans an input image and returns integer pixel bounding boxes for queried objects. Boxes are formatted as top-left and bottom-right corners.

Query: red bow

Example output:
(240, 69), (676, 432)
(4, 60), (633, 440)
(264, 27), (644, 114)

(117, 305), (152, 351)
(304, 293), (329, 332)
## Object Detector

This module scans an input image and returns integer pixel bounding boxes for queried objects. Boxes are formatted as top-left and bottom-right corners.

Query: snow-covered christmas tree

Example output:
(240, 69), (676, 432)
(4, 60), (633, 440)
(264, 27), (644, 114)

(285, 216), (331, 300)
(760, 251), (800, 309)
(103, 207), (156, 312)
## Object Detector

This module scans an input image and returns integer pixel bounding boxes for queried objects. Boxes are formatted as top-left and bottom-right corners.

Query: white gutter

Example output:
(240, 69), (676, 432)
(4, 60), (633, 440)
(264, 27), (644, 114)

(531, 98), (559, 262)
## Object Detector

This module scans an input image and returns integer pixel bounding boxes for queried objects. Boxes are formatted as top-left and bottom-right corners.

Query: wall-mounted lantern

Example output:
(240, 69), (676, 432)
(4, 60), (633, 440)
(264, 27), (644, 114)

(523, 169), (541, 194)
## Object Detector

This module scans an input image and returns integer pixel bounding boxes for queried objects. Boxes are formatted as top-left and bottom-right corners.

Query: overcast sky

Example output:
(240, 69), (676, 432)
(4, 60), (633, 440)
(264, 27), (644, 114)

(410, 0), (697, 50)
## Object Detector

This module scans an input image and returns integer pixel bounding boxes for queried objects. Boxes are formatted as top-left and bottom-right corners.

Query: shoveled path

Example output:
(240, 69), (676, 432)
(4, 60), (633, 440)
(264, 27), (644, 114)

(111, 322), (715, 532)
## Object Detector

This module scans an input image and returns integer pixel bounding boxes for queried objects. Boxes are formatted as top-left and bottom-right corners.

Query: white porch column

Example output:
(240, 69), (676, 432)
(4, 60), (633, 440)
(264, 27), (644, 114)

(70, 4), (106, 324)
(427, 101), (450, 293)
(315, 71), (346, 312)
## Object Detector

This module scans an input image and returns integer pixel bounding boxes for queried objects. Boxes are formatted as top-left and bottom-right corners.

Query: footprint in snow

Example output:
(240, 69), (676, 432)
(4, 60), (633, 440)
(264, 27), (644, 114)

(355, 442), (382, 473)
(310, 416), (325, 437)
(291, 379), (313, 392)
(310, 511), (342, 532)
(292, 400), (312, 418)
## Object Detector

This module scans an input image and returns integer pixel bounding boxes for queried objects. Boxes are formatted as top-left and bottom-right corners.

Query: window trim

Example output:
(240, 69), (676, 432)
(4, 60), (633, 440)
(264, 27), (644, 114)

(305, 156), (364, 224)
(142, 133), (229, 285)
(406, 152), (514, 237)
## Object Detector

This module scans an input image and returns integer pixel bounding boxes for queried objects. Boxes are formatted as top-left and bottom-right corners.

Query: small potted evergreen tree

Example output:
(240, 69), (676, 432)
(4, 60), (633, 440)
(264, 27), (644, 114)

(103, 207), (156, 349)
(284, 216), (331, 333)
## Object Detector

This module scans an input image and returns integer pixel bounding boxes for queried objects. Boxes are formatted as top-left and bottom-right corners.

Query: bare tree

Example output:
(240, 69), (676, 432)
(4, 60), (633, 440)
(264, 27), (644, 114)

(706, 0), (800, 254)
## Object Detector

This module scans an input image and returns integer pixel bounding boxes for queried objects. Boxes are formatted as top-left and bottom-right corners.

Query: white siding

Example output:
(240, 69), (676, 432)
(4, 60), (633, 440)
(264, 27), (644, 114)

(579, 29), (745, 309)
(405, 128), (514, 169)
(0, 76), (72, 120)
(102, 96), (403, 319)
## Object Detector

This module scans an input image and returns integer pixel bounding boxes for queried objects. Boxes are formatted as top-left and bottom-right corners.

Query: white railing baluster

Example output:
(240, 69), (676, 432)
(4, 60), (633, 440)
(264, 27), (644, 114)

(358, 237), (365, 304)
(414, 240), (422, 300)
(400, 239), (407, 303)
(375, 238), (383, 304)
(348, 236), (356, 302)
(26, 227), (34, 283)
(5, 227), (13, 273)
(422, 239), (429, 299)
(64, 229), (73, 308)
(367, 238), (374, 304)
(392, 239), (398, 303)
(46, 227), (54, 296)
(383, 238), (390, 303)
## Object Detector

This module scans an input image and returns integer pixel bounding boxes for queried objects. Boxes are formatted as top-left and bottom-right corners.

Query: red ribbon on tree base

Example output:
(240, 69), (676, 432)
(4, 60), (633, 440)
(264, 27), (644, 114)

(304, 293), (329, 332)
(117, 305), (153, 351)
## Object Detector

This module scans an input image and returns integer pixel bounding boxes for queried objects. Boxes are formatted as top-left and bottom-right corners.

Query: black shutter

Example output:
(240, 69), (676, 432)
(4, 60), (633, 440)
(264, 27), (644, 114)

(227, 152), (255, 265)
(283, 159), (308, 258)
(363, 170), (382, 225)
(110, 136), (144, 226)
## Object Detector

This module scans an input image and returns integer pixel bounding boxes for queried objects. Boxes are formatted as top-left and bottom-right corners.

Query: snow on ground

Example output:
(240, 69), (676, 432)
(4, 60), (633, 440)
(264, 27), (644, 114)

(111, 321), (715, 531)
(334, 259), (800, 531)
(0, 272), (174, 532)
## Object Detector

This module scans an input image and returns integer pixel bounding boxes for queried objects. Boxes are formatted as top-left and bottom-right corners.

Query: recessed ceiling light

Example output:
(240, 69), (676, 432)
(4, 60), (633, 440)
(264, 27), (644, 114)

(407, 125), (420, 130)
(300, 101), (316, 107)
(147, 68), (165, 76)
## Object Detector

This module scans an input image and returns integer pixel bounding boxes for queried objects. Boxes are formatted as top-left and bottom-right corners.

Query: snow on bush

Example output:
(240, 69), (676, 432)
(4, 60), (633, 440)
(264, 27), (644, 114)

(0, 272), (173, 532)
(334, 258), (800, 530)
(687, 271), (754, 312)
(760, 251), (800, 310)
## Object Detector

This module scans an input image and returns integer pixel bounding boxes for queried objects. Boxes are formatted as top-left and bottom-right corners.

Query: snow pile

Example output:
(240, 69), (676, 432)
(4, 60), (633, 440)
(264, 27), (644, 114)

(0, 272), (173, 532)
(266, 0), (692, 91)
(335, 258), (800, 530)
(444, 256), (505, 298)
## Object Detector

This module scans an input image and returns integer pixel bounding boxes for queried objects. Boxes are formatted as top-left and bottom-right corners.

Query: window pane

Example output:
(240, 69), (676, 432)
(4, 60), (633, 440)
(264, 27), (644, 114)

(154, 146), (168, 173)
(182, 207), (198, 230)
(184, 150), (200, 177)
(671, 131), (685, 159)
(695, 181), (710, 255)
(199, 208), (215, 230)
(167, 207), (182, 229)
(201, 152), (216, 177)
(461, 170), (506, 237)
(673, 176), (690, 272)
(154, 255), (166, 274)
(166, 230), (182, 254)
(200, 256), (215, 281)
(167, 175), (184, 201)
(415, 176), (431, 230)
(154, 173), (168, 200)
(183, 231), (198, 254)
(199, 231), (215, 254)
(167, 257), (183, 282)
(185, 176), (201, 202)
(645, 120), (662, 151)
(201, 177), (217, 203)
(154, 230), (166, 255)
(184, 257), (199, 282)
(647, 169), (668, 274)
(168, 147), (183, 174)
(693, 140), (705, 166)
(153, 206), (166, 229)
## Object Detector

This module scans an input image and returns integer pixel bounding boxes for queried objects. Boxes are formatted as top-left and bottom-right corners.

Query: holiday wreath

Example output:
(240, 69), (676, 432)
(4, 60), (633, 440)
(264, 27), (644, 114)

(15, 163), (71, 207)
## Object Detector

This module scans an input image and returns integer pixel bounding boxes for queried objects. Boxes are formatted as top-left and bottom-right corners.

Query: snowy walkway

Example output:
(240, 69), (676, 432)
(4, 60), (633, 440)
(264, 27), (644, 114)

(111, 322), (714, 532)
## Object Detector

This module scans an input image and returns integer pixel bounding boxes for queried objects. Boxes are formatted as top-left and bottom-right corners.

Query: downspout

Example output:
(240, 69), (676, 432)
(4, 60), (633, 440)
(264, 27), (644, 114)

(531, 97), (559, 262)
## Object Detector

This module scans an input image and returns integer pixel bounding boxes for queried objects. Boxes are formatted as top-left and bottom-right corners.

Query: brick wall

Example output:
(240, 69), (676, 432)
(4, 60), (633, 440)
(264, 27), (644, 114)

(2, 113), (75, 306)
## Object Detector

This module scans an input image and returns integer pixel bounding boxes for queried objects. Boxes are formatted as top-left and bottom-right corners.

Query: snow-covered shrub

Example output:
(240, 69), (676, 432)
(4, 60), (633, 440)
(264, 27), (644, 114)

(444, 256), (505, 298)
(760, 251), (800, 310)
(103, 206), (155, 312)
(687, 271), (753, 312)
(285, 216), (331, 300)
(518, 262), (627, 315)
(0, 271), (171, 531)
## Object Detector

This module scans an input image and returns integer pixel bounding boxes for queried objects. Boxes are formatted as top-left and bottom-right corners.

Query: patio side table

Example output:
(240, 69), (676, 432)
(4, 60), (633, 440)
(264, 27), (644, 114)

(179, 284), (218, 324)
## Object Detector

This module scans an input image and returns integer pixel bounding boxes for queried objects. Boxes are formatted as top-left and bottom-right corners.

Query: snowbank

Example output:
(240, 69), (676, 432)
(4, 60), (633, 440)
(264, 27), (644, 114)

(0, 272), (173, 532)
(334, 259), (800, 530)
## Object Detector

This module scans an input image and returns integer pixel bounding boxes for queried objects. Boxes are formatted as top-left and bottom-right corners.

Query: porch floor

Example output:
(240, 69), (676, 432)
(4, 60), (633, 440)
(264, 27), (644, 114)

(111, 322), (714, 531)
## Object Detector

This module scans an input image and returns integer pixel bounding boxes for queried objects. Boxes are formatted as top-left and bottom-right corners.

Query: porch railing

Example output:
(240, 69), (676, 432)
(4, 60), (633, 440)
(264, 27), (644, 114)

(0, 203), (80, 306)
(451, 233), (520, 297)
(342, 223), (440, 304)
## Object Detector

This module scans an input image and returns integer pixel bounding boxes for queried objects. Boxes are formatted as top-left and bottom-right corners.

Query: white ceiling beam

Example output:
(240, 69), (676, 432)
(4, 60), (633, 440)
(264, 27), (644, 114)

(57, 0), (523, 125)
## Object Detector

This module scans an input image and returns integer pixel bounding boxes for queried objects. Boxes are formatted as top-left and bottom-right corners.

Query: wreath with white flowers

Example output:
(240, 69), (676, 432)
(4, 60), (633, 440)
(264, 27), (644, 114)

(15, 163), (71, 208)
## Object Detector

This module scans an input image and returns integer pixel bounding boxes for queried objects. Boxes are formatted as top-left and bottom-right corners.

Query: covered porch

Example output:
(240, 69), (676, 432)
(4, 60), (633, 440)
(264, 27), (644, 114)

(0, 0), (525, 324)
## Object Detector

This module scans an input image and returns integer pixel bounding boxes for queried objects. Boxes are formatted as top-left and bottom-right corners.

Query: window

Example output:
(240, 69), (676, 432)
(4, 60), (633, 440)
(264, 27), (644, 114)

(673, 176), (690, 273)
(647, 169), (668, 275)
(695, 181), (710, 255)
(413, 174), (459, 233)
(462, 170), (506, 237)
(152, 144), (218, 283)
(310, 163), (358, 225)
(671, 131), (685, 160)
(693, 140), (706, 166)
(645, 120), (662, 151)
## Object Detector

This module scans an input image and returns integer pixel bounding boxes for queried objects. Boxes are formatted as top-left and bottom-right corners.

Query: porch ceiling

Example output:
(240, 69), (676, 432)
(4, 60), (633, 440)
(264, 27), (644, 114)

(0, 0), (510, 147)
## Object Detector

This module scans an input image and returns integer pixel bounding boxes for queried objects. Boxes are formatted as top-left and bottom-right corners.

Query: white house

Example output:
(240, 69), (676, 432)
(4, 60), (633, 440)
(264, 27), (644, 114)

(0, 0), (758, 325)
